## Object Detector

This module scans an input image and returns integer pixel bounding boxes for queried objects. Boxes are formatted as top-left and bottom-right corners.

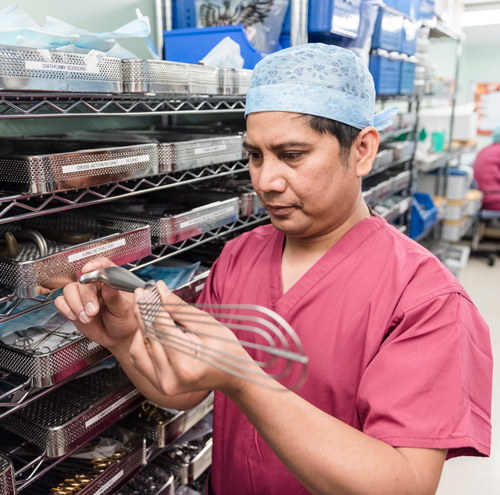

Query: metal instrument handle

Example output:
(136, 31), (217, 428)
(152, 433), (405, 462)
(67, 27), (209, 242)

(79, 266), (148, 293)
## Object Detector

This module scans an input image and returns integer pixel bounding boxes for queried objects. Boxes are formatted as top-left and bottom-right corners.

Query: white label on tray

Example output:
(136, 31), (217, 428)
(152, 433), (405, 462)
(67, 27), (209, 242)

(88, 341), (100, 350)
(195, 283), (205, 292)
(24, 60), (100, 73)
(62, 154), (150, 174)
(94, 470), (124, 495)
(85, 389), (140, 428)
(68, 238), (126, 263)
(194, 144), (227, 155)
(179, 206), (236, 229)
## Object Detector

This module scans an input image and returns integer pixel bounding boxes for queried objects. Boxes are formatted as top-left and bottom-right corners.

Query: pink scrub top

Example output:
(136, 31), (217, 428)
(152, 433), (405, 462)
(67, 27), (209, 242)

(198, 215), (492, 495)
(474, 142), (500, 211)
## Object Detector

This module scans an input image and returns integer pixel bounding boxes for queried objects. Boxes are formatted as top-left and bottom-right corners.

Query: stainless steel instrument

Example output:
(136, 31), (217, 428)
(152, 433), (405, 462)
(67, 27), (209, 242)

(80, 267), (308, 391)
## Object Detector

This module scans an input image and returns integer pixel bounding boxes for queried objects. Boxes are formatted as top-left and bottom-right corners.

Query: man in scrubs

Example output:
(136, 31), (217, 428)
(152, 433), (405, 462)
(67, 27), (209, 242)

(56, 44), (492, 495)
(474, 126), (500, 211)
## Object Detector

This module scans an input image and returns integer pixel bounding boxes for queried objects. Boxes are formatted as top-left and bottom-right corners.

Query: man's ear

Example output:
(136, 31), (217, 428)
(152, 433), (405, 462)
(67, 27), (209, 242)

(353, 127), (380, 178)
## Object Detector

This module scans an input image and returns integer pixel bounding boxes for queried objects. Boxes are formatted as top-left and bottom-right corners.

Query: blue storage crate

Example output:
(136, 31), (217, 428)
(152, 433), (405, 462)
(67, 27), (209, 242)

(395, 0), (416, 16)
(172, 0), (196, 28)
(400, 56), (417, 93)
(401, 19), (418, 54)
(416, 0), (435, 19)
(163, 25), (264, 70)
(410, 192), (438, 239)
(369, 50), (402, 94)
(281, 0), (361, 38)
(371, 9), (404, 52)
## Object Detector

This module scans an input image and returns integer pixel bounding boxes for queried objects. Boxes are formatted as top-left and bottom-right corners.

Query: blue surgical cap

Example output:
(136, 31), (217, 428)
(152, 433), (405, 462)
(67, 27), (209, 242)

(245, 43), (398, 131)
(493, 127), (500, 143)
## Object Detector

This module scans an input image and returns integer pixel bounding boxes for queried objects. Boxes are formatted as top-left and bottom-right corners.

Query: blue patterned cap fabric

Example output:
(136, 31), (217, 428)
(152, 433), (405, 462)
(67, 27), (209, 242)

(245, 43), (398, 131)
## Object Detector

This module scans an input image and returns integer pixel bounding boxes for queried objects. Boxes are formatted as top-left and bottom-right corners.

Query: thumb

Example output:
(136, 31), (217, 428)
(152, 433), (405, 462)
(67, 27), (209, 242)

(100, 284), (135, 318)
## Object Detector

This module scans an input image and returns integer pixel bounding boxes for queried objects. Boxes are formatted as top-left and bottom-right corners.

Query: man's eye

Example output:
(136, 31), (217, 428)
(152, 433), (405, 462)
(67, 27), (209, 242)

(249, 153), (262, 160)
(284, 153), (302, 160)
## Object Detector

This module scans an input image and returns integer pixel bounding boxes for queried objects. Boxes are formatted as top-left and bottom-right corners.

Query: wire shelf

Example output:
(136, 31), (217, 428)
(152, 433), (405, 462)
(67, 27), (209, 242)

(0, 93), (246, 119)
(0, 160), (249, 224)
(365, 155), (412, 179)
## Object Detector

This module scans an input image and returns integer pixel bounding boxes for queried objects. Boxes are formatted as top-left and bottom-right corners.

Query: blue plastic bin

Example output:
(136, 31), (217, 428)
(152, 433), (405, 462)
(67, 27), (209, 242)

(395, 0), (416, 16)
(371, 9), (404, 52)
(369, 50), (402, 94)
(281, 0), (361, 38)
(163, 25), (264, 70)
(401, 20), (418, 54)
(172, 0), (197, 28)
(416, 0), (435, 19)
(410, 192), (438, 239)
(400, 56), (417, 93)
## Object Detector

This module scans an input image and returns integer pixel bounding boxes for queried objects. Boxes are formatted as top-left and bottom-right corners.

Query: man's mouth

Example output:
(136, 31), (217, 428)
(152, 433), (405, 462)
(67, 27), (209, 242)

(265, 204), (296, 216)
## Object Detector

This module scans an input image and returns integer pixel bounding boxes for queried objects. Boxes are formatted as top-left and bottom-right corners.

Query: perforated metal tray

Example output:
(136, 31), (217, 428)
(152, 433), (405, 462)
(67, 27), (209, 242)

(0, 142), (159, 194)
(0, 454), (15, 495)
(0, 215), (151, 298)
(119, 392), (214, 449)
(92, 194), (239, 247)
(0, 45), (122, 93)
(172, 270), (209, 304)
(156, 437), (212, 486)
(122, 59), (190, 94)
(117, 463), (175, 495)
(0, 364), (144, 458)
(0, 319), (110, 388)
(240, 191), (265, 216)
(154, 132), (243, 173)
(392, 170), (411, 192)
(188, 65), (220, 95)
(219, 68), (252, 95)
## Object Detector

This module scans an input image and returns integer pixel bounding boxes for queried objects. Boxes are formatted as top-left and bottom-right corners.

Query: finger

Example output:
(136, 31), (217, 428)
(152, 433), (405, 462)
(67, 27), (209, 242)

(79, 283), (100, 318)
(81, 257), (117, 274)
(54, 296), (78, 321)
(63, 283), (93, 324)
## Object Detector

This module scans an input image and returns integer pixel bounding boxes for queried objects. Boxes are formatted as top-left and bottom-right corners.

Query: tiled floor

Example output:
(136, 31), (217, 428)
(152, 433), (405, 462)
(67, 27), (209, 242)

(436, 254), (500, 494)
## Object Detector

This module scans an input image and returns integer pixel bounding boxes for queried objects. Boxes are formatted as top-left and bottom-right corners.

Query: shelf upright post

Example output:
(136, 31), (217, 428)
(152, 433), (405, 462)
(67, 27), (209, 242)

(290, 0), (308, 46)
(155, 0), (170, 60)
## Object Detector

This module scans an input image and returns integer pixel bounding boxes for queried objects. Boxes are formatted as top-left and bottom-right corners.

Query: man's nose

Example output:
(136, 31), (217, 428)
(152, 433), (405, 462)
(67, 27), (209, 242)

(255, 157), (287, 194)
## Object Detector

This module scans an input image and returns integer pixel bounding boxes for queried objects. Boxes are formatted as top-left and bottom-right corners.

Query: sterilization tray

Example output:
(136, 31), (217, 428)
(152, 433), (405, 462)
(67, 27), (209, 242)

(92, 192), (239, 247)
(392, 170), (411, 192)
(0, 454), (15, 495)
(188, 65), (220, 95)
(240, 191), (265, 216)
(119, 392), (214, 449)
(219, 68), (253, 95)
(0, 45), (122, 93)
(122, 59), (190, 94)
(155, 436), (212, 485)
(0, 142), (159, 194)
(154, 132), (244, 173)
(0, 317), (110, 387)
(117, 463), (175, 495)
(0, 364), (144, 458)
(172, 270), (210, 304)
(0, 215), (151, 298)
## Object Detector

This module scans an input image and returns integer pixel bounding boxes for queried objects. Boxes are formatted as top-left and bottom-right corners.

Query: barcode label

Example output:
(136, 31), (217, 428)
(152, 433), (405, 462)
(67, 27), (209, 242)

(68, 238), (126, 263)
(25, 61), (100, 73)
(85, 389), (140, 428)
(194, 144), (227, 155)
(179, 206), (236, 229)
(94, 470), (124, 495)
(62, 154), (150, 174)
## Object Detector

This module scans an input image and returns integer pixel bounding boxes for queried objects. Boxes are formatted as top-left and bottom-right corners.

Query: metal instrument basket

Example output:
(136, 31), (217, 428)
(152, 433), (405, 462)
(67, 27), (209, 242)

(117, 463), (175, 495)
(91, 192), (239, 247)
(156, 133), (244, 173)
(119, 392), (213, 449)
(0, 321), (110, 387)
(155, 436), (212, 486)
(240, 191), (265, 216)
(172, 270), (210, 304)
(219, 68), (253, 95)
(188, 65), (220, 95)
(0, 364), (144, 458)
(0, 215), (151, 298)
(122, 59), (190, 94)
(0, 454), (15, 495)
(392, 170), (411, 192)
(0, 142), (159, 194)
(0, 45), (122, 93)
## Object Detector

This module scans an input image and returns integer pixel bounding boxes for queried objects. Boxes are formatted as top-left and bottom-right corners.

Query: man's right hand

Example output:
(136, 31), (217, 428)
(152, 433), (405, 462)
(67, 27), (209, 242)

(54, 257), (138, 350)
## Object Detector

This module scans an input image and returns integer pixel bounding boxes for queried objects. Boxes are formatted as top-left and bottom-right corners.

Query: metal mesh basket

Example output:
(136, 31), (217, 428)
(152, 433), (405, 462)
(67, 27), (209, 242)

(0, 215), (151, 297)
(91, 194), (239, 247)
(0, 44), (67, 92)
(188, 65), (220, 95)
(119, 392), (214, 449)
(0, 320), (110, 388)
(239, 191), (265, 216)
(0, 454), (15, 495)
(0, 364), (144, 458)
(0, 143), (159, 194)
(122, 59), (190, 94)
(392, 170), (411, 192)
(219, 69), (252, 95)
(116, 463), (175, 495)
(172, 270), (209, 303)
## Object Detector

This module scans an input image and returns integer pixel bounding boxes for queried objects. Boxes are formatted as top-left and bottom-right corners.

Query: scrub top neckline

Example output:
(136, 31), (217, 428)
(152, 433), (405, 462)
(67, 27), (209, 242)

(269, 214), (386, 317)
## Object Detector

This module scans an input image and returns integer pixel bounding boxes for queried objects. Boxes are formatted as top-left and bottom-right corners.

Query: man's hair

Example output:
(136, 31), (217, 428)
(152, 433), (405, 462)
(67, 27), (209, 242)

(303, 115), (361, 166)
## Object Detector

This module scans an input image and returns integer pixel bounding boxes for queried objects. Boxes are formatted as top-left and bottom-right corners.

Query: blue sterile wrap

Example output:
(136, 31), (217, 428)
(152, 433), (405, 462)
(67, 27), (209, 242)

(245, 43), (398, 131)
(135, 262), (201, 290)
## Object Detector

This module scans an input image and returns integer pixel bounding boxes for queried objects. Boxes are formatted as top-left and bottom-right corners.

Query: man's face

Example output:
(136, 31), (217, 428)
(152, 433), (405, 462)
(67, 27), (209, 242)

(245, 112), (362, 238)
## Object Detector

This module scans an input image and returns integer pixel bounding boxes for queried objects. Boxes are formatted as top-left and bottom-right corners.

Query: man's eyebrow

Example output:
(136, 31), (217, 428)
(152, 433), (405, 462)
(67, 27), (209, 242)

(242, 141), (310, 151)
